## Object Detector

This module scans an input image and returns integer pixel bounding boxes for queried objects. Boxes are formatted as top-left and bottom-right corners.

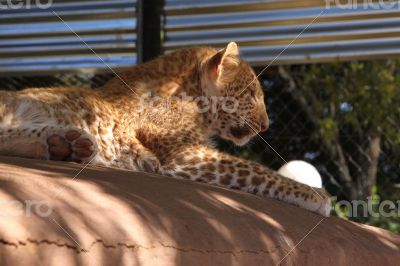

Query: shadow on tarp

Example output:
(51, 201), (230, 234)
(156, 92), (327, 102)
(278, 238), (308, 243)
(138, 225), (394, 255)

(0, 156), (399, 265)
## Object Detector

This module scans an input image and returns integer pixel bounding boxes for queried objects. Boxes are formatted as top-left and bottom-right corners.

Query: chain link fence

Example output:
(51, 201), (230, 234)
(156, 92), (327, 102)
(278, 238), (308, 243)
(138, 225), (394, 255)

(0, 73), (114, 91)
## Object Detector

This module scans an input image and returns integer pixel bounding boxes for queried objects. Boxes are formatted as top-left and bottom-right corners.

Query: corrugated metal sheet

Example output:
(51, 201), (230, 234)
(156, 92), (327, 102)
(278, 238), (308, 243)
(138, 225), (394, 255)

(164, 0), (400, 65)
(0, 0), (138, 76)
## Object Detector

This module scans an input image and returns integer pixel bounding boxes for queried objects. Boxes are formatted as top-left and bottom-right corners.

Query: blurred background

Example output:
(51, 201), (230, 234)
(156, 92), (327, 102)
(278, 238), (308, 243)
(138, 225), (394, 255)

(1, 0), (399, 232)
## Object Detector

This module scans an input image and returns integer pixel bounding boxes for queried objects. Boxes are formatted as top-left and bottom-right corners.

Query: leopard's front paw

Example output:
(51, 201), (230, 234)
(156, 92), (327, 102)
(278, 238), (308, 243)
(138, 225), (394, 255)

(136, 150), (161, 173)
(315, 189), (332, 217)
(299, 188), (332, 217)
(46, 128), (97, 163)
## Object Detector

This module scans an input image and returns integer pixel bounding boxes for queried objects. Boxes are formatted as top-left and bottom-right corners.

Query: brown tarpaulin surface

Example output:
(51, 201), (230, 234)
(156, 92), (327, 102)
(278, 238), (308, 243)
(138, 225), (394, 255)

(0, 156), (399, 266)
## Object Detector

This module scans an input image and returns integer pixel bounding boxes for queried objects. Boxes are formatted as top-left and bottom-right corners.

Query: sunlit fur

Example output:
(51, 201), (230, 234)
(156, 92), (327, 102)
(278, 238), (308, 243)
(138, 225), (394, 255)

(0, 43), (331, 216)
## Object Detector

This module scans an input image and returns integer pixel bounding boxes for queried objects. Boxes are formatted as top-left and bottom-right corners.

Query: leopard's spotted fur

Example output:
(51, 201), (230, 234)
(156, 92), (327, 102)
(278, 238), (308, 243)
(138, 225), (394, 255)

(0, 43), (331, 216)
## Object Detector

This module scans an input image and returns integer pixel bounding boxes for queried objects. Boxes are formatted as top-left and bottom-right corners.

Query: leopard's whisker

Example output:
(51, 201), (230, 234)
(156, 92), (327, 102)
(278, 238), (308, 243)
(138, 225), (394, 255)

(243, 118), (259, 130)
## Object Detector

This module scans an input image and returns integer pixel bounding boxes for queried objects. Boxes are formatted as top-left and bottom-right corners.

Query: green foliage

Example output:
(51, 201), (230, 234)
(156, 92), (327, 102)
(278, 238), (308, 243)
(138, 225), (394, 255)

(292, 59), (400, 232)
(297, 60), (400, 141)
(318, 118), (337, 144)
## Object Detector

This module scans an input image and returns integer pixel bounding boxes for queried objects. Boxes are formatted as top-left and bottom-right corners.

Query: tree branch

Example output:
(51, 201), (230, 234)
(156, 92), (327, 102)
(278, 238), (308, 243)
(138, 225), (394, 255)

(361, 126), (382, 195)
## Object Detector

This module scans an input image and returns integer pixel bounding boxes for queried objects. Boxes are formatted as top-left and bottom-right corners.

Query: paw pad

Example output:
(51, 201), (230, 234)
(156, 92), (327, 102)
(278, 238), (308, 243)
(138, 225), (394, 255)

(47, 129), (96, 162)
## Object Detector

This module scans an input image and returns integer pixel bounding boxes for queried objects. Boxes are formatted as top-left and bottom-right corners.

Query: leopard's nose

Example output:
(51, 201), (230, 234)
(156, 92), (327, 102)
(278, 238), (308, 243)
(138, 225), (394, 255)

(259, 115), (269, 132)
(260, 121), (268, 132)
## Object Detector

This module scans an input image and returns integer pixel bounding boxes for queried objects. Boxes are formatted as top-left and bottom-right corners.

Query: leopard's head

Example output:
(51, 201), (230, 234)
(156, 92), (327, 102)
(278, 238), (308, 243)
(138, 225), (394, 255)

(199, 42), (269, 146)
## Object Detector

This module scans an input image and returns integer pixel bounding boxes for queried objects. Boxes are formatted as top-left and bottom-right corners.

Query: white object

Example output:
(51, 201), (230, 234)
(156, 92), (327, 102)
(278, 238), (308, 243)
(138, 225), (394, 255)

(278, 160), (322, 188)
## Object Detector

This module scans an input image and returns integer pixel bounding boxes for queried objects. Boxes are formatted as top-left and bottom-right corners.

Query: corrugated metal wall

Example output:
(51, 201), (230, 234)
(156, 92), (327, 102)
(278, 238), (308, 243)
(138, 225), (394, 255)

(164, 0), (400, 65)
(0, 0), (138, 76)
(3, 0), (400, 76)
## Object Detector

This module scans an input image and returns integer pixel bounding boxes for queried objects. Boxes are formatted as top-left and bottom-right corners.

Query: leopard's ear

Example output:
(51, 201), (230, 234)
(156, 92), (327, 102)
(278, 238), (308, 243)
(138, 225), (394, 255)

(206, 42), (240, 85)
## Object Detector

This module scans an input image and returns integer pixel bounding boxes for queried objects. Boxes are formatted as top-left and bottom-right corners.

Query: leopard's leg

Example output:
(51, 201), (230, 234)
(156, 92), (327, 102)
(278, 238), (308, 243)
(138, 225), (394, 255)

(0, 124), (161, 172)
(0, 125), (97, 162)
(0, 126), (49, 159)
(0, 95), (96, 161)
(115, 137), (161, 173)
(161, 145), (331, 216)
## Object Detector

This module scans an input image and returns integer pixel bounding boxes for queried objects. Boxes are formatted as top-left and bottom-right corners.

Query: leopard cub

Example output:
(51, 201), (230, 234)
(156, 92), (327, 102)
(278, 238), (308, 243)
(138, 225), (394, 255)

(0, 42), (331, 216)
